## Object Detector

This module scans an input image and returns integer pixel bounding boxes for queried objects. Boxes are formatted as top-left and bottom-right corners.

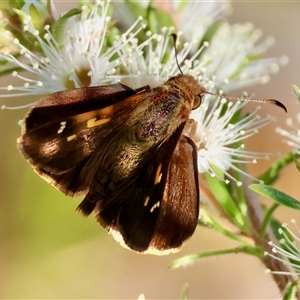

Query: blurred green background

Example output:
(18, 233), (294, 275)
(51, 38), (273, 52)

(0, 2), (300, 299)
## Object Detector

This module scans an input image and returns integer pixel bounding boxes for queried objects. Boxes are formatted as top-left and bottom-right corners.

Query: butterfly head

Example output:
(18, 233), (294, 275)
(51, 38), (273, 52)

(166, 74), (207, 110)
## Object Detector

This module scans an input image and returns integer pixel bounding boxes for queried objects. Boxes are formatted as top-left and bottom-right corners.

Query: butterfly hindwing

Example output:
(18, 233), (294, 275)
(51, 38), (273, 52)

(77, 123), (199, 253)
(149, 135), (199, 253)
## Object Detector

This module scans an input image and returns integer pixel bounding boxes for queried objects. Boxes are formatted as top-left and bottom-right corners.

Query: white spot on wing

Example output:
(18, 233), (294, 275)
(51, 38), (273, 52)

(57, 121), (67, 134)
(150, 201), (160, 213)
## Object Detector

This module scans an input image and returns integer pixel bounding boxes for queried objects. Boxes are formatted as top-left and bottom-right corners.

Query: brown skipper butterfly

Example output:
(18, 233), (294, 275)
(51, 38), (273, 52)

(17, 35), (286, 254)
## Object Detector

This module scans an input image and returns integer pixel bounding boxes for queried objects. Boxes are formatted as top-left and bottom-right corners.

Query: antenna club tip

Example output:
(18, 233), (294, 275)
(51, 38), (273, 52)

(270, 99), (287, 113)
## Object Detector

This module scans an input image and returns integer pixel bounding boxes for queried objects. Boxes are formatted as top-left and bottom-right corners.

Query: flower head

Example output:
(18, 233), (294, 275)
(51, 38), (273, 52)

(188, 95), (277, 185)
(0, 1), (146, 108)
(117, 27), (211, 89)
(166, 1), (231, 43)
(200, 22), (288, 93)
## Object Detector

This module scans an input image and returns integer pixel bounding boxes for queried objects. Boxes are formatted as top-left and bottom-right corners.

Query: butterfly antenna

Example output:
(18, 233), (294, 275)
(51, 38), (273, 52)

(170, 33), (286, 113)
(204, 91), (287, 113)
(171, 33), (183, 75)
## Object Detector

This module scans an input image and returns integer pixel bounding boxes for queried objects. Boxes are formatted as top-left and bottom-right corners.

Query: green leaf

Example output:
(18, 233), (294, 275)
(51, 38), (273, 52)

(270, 219), (300, 273)
(13, 8), (28, 24)
(122, 1), (148, 21)
(258, 152), (298, 185)
(0, 0), (25, 10)
(295, 158), (300, 173)
(205, 175), (247, 230)
(283, 281), (299, 300)
(200, 19), (223, 46)
(269, 218), (287, 243)
(52, 8), (82, 43)
(147, 6), (175, 33)
(169, 245), (264, 269)
(0, 66), (23, 77)
(0, 59), (9, 66)
(259, 203), (280, 237)
(181, 283), (189, 300)
(292, 84), (300, 102)
(200, 210), (250, 244)
(29, 2), (45, 32)
(250, 184), (300, 210)
(16, 0), (26, 8)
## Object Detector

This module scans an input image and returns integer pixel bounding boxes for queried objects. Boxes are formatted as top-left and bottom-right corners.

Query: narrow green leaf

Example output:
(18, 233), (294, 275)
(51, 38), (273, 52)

(270, 219), (300, 272)
(295, 158), (300, 173)
(232, 168), (248, 216)
(169, 245), (264, 269)
(181, 283), (189, 300)
(259, 203), (280, 237)
(52, 8), (81, 43)
(0, 66), (23, 77)
(12, 8), (27, 24)
(292, 84), (300, 102)
(200, 210), (250, 244)
(205, 175), (246, 230)
(199, 19), (223, 46)
(250, 184), (300, 210)
(29, 3), (44, 31)
(283, 281), (299, 300)
(0, 0), (25, 10)
(15, 0), (26, 8)
(122, 1), (148, 21)
(0, 59), (8, 66)
(147, 6), (175, 33)
(258, 152), (298, 185)
(270, 219), (288, 243)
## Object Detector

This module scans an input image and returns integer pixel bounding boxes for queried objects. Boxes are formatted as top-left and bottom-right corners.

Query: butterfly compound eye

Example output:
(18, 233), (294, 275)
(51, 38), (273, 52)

(192, 94), (202, 110)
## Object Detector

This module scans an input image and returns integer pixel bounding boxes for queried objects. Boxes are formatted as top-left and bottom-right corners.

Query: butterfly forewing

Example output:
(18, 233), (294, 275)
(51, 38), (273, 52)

(22, 84), (136, 132)
(18, 85), (150, 195)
